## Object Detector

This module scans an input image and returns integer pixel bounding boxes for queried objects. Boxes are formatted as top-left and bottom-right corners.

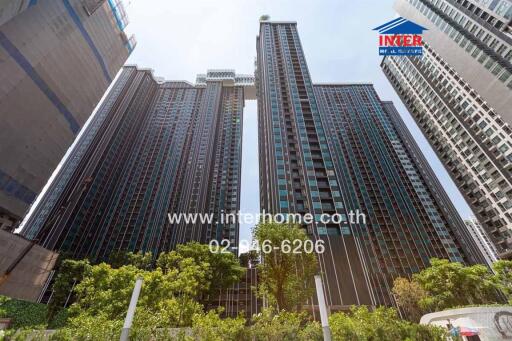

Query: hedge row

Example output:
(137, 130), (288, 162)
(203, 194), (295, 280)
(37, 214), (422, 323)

(0, 296), (47, 330)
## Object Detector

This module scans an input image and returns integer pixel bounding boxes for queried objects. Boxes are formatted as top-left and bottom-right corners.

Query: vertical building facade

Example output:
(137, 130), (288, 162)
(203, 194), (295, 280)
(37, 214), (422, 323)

(212, 267), (261, 319)
(381, 0), (512, 257)
(464, 216), (500, 267)
(382, 100), (488, 266)
(0, 0), (134, 225)
(257, 20), (475, 307)
(0, 0), (35, 26)
(257, 21), (375, 308)
(20, 66), (254, 260)
(314, 85), (472, 305)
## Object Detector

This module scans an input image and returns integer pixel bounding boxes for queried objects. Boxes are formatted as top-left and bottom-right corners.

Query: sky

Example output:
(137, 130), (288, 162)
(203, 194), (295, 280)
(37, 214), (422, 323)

(124, 0), (474, 246)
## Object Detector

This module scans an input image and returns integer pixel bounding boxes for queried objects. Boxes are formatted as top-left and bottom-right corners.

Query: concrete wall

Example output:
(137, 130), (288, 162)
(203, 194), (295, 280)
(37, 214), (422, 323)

(0, 0), (30, 26)
(0, 229), (58, 301)
(0, 0), (131, 220)
(0, 213), (16, 231)
(421, 306), (512, 340)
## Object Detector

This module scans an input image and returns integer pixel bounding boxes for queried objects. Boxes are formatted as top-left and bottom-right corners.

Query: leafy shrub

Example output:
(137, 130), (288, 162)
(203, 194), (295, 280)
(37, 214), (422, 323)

(50, 314), (123, 340)
(297, 320), (323, 340)
(47, 259), (91, 322)
(0, 296), (47, 330)
(249, 308), (322, 341)
(191, 310), (246, 341)
(329, 306), (447, 341)
(47, 308), (69, 329)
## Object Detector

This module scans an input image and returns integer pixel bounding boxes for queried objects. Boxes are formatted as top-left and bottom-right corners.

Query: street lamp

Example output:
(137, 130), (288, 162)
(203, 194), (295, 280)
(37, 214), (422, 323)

(120, 276), (143, 341)
(314, 274), (332, 341)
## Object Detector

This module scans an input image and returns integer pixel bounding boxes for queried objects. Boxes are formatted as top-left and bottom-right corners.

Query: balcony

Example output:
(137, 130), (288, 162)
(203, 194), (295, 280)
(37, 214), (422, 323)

(107, 0), (129, 31)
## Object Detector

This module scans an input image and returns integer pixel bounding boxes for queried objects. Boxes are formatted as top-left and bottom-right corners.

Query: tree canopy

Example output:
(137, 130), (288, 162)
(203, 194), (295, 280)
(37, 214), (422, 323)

(493, 260), (512, 303)
(413, 258), (499, 311)
(156, 241), (246, 302)
(393, 258), (508, 320)
(108, 250), (153, 270)
(329, 306), (447, 341)
(42, 242), (245, 339)
(47, 259), (92, 322)
(9, 245), (505, 340)
(253, 221), (318, 311)
(392, 277), (427, 322)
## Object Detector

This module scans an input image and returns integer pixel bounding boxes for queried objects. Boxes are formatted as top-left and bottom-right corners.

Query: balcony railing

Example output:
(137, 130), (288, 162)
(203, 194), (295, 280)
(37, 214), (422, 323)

(107, 0), (129, 31)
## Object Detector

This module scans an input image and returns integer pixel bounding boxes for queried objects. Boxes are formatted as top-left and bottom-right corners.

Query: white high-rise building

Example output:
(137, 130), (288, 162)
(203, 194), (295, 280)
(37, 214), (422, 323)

(464, 217), (500, 267)
(382, 0), (512, 257)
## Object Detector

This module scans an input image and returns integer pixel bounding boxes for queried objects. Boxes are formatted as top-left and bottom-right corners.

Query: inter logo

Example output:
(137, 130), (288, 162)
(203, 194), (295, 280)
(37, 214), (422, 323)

(373, 17), (427, 56)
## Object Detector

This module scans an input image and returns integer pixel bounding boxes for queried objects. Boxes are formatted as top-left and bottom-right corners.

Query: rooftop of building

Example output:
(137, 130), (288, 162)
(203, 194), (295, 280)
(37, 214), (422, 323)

(314, 82), (374, 86)
(123, 65), (256, 99)
(259, 20), (297, 24)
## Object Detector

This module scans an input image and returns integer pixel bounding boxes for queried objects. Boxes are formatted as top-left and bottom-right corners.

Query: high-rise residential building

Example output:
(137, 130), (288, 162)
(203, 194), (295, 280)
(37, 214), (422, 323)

(256, 20), (474, 307)
(0, 0), (135, 227)
(257, 21), (375, 308)
(382, 100), (488, 266)
(315, 85), (477, 305)
(381, 0), (512, 257)
(464, 216), (500, 267)
(19, 66), (254, 261)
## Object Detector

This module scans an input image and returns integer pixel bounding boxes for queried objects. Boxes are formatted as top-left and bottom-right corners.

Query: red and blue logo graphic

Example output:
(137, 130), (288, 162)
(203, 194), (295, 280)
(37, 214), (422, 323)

(373, 17), (427, 56)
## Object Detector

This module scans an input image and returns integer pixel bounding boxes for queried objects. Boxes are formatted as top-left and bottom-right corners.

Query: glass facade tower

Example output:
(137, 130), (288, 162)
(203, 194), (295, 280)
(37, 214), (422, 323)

(382, 100), (488, 266)
(20, 66), (253, 260)
(257, 20), (477, 307)
(257, 21), (375, 308)
(315, 85), (474, 304)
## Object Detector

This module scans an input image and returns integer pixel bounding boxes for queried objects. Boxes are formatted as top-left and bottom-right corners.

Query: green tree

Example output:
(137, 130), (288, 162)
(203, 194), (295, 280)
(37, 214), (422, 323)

(108, 251), (153, 269)
(329, 306), (447, 341)
(50, 314), (123, 341)
(47, 252), (151, 325)
(392, 277), (427, 322)
(47, 259), (91, 322)
(413, 258), (498, 311)
(493, 260), (512, 303)
(69, 261), (205, 325)
(156, 242), (245, 303)
(239, 249), (260, 267)
(254, 222), (318, 311)
(51, 262), (205, 339)
(50, 246), (240, 340)
(249, 308), (322, 341)
(191, 309), (246, 341)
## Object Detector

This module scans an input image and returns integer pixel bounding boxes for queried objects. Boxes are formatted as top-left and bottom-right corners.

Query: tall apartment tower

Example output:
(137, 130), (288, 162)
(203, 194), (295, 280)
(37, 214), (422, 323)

(20, 66), (254, 260)
(381, 0), (512, 257)
(257, 21), (375, 308)
(256, 20), (474, 307)
(0, 0), (134, 228)
(464, 216), (500, 267)
(382, 100), (488, 266)
(315, 85), (478, 304)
